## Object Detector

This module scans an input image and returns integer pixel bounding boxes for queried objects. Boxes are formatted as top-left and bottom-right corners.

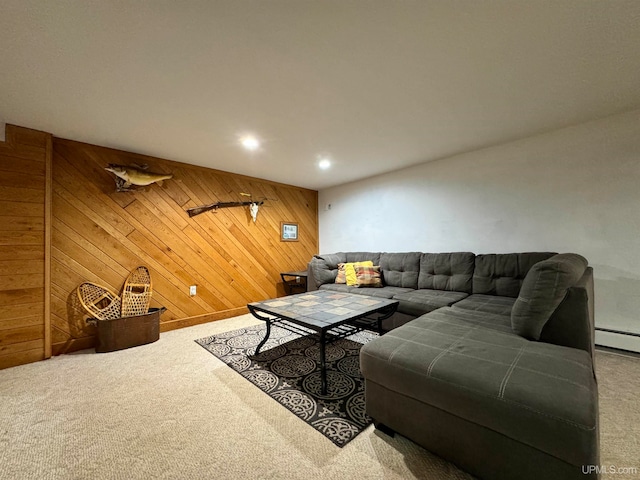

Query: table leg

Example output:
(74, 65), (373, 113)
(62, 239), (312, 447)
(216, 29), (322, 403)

(254, 318), (271, 356)
(319, 330), (327, 395)
(248, 306), (274, 357)
(376, 304), (397, 336)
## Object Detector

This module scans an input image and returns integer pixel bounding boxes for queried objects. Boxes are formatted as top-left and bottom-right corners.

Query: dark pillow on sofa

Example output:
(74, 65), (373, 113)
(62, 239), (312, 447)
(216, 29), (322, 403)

(511, 253), (588, 340)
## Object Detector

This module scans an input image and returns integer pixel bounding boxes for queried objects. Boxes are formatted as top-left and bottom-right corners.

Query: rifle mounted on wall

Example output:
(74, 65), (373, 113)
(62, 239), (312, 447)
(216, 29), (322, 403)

(186, 199), (265, 218)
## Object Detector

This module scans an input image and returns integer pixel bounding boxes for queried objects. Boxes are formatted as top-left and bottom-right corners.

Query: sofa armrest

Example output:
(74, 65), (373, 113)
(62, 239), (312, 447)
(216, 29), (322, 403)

(306, 253), (347, 291)
(306, 261), (318, 291)
(539, 267), (595, 366)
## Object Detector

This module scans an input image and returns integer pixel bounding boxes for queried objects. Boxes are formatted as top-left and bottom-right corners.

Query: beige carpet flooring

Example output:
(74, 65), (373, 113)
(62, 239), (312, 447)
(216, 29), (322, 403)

(0, 314), (638, 480)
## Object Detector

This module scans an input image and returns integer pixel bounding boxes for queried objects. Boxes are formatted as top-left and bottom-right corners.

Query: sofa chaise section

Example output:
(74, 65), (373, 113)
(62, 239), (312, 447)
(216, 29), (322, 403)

(361, 307), (598, 480)
(359, 253), (598, 480)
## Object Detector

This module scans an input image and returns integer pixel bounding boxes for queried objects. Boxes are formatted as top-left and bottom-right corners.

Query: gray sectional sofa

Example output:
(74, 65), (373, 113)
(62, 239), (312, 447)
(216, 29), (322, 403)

(307, 251), (598, 480)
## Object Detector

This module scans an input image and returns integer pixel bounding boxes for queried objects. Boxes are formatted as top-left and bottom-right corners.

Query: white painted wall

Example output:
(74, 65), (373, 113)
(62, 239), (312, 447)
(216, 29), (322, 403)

(319, 109), (640, 349)
(0, 122), (5, 142)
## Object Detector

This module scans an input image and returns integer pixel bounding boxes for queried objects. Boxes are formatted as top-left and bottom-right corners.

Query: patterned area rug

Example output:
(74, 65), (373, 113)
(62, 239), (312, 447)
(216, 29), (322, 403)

(195, 324), (377, 447)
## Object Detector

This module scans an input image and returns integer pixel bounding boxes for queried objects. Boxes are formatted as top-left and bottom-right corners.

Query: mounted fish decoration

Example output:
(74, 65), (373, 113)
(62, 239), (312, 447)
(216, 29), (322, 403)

(187, 192), (270, 222)
(105, 164), (173, 192)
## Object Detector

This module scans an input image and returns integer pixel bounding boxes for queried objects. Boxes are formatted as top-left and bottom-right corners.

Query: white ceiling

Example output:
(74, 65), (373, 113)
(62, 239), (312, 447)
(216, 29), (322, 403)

(1, 1), (639, 190)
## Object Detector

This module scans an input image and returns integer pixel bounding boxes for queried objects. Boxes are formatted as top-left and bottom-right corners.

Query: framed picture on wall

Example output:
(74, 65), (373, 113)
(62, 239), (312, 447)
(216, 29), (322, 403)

(281, 222), (299, 242)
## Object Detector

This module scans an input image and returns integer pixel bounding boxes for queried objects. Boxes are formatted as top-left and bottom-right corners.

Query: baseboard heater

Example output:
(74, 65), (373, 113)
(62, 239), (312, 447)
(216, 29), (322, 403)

(595, 327), (640, 354)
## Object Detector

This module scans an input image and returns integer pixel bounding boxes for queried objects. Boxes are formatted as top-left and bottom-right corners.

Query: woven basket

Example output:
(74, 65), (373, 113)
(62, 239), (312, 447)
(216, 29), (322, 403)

(121, 266), (153, 317)
(77, 282), (122, 321)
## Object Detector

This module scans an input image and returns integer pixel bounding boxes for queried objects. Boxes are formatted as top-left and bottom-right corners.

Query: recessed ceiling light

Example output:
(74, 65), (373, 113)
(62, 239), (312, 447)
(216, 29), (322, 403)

(240, 135), (260, 151)
(318, 157), (331, 170)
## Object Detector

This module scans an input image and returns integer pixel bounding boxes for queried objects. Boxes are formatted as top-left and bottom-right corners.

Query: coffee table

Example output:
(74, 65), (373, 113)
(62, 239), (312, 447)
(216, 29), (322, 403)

(247, 290), (398, 394)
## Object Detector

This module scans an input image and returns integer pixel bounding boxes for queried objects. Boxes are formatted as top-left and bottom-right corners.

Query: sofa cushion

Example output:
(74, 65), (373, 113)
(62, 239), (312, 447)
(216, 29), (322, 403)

(319, 284), (412, 299)
(349, 286), (413, 299)
(392, 289), (469, 316)
(345, 252), (381, 265)
(511, 253), (589, 340)
(418, 252), (475, 293)
(354, 265), (383, 288)
(473, 252), (557, 297)
(380, 252), (421, 289)
(318, 283), (356, 294)
(310, 253), (347, 287)
(360, 307), (598, 467)
(452, 294), (516, 316)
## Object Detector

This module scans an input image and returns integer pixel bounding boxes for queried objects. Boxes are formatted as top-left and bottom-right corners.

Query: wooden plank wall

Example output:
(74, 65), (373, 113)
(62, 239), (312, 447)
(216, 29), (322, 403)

(0, 125), (51, 369)
(51, 138), (318, 354)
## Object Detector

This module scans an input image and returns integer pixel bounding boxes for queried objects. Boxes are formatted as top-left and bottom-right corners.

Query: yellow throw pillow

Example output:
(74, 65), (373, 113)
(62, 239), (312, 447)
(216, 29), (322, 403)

(345, 261), (373, 286)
